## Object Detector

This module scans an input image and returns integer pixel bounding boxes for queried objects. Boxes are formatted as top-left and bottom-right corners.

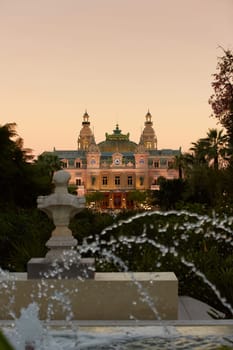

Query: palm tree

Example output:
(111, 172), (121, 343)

(190, 139), (208, 165)
(0, 123), (35, 206)
(174, 152), (195, 179)
(203, 128), (229, 169)
(191, 129), (228, 170)
(0, 123), (34, 163)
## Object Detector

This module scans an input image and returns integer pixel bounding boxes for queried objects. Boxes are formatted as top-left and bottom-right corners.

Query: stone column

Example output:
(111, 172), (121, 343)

(122, 192), (126, 209)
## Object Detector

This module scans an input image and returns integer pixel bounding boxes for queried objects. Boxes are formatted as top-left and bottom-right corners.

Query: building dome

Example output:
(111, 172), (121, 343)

(140, 111), (157, 150)
(77, 111), (94, 150)
(79, 126), (92, 137)
(98, 124), (137, 152)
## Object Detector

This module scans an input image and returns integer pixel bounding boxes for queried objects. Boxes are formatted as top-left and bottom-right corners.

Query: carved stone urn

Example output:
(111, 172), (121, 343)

(37, 170), (85, 260)
(27, 170), (95, 279)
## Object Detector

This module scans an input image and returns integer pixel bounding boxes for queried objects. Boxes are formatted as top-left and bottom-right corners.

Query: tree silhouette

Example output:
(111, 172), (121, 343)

(190, 128), (228, 170)
(209, 48), (233, 148)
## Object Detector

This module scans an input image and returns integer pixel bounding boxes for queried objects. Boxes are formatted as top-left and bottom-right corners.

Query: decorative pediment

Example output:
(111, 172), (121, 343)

(112, 152), (123, 166)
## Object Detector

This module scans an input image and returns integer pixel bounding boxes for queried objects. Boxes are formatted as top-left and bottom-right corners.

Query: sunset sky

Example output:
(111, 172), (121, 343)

(0, 0), (232, 157)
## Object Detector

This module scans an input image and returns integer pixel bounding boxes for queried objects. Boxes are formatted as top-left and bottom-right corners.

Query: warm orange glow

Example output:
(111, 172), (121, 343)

(0, 0), (232, 156)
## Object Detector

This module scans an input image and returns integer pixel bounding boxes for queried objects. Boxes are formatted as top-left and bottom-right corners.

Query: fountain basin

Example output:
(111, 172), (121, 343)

(2, 322), (233, 349)
(0, 272), (177, 320)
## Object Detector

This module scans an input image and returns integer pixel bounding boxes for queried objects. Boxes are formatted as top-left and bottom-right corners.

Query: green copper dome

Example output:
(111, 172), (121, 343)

(98, 125), (137, 152)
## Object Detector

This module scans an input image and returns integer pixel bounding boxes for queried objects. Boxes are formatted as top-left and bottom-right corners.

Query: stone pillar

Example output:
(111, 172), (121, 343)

(109, 192), (114, 209)
(121, 192), (126, 209)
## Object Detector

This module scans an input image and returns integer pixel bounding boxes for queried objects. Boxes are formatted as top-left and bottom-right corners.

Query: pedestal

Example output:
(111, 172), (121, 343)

(27, 257), (95, 279)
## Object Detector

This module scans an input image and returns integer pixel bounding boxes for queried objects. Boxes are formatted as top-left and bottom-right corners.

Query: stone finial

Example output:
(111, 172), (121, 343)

(37, 170), (85, 260)
(28, 169), (95, 278)
(53, 170), (71, 194)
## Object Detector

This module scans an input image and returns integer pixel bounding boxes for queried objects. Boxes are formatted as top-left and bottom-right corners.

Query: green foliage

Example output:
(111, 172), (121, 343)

(209, 48), (233, 148)
(35, 152), (61, 180)
(190, 128), (229, 169)
(0, 203), (233, 318)
(0, 123), (36, 207)
(0, 124), (60, 208)
(0, 330), (14, 350)
(85, 191), (105, 205)
(153, 178), (186, 210)
(0, 208), (52, 271)
(70, 209), (114, 243)
(183, 166), (224, 207)
(127, 190), (147, 207)
(85, 210), (233, 317)
(1, 110), (233, 319)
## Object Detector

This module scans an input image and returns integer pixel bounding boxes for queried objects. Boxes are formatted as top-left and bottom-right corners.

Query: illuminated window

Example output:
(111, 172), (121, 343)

(61, 161), (67, 168)
(146, 142), (152, 149)
(128, 176), (133, 185)
(102, 176), (108, 185)
(115, 176), (120, 185)
(76, 179), (81, 186)
(84, 141), (88, 150)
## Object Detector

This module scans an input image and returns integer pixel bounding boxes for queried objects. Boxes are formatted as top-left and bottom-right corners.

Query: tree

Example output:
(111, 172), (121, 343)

(85, 191), (105, 209)
(0, 123), (36, 207)
(127, 190), (146, 208)
(183, 165), (223, 207)
(209, 48), (233, 147)
(190, 139), (208, 166)
(183, 129), (228, 207)
(174, 154), (184, 179)
(154, 178), (186, 210)
(174, 152), (195, 179)
(35, 152), (61, 180)
(203, 128), (228, 169)
(0, 123), (60, 207)
(190, 128), (228, 170)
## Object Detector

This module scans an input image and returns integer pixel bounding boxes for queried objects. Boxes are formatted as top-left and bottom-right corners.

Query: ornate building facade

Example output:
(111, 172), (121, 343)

(53, 111), (180, 209)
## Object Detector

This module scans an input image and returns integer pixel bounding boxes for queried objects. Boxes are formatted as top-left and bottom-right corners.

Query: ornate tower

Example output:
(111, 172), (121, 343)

(77, 111), (94, 150)
(86, 135), (101, 169)
(139, 110), (157, 150)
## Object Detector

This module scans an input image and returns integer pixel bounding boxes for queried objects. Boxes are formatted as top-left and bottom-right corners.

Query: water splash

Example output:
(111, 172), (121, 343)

(1, 209), (233, 349)
(79, 209), (233, 317)
(14, 303), (44, 350)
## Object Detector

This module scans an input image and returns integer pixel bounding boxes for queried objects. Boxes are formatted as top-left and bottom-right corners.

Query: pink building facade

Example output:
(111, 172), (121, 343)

(53, 111), (180, 209)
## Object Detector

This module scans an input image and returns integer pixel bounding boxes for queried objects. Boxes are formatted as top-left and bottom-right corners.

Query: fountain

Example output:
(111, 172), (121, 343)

(0, 170), (233, 349)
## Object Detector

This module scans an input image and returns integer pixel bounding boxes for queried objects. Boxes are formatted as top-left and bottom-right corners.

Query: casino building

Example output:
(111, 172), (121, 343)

(52, 111), (180, 209)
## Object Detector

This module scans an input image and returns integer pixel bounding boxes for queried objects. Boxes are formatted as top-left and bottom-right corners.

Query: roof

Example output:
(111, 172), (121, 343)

(98, 125), (137, 152)
(101, 151), (135, 157)
(51, 148), (180, 160)
(148, 149), (181, 156)
(54, 150), (86, 159)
